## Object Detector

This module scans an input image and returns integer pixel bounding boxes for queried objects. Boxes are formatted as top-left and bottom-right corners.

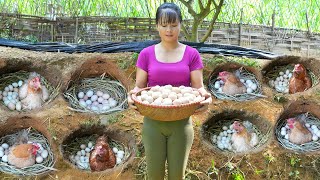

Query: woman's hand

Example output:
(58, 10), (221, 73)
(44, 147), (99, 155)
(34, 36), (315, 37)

(127, 87), (142, 111)
(195, 87), (212, 113)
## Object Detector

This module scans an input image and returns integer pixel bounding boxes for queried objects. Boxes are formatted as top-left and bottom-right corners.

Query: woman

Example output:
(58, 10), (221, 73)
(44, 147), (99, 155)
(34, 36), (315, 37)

(128, 3), (212, 180)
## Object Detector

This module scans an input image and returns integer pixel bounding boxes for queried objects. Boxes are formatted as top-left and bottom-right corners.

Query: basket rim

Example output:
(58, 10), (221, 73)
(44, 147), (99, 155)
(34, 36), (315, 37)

(131, 87), (202, 109)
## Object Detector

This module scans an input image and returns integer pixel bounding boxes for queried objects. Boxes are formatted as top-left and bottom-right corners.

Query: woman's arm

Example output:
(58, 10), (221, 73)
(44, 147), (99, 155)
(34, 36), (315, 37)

(128, 68), (148, 110)
(190, 69), (212, 112)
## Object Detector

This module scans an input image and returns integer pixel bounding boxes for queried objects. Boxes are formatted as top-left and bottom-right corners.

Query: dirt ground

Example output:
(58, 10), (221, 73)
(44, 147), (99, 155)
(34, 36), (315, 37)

(0, 46), (320, 180)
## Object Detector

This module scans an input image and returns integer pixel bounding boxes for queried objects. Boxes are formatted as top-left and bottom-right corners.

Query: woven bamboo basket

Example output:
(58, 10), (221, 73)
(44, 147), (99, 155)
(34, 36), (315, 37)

(131, 87), (202, 121)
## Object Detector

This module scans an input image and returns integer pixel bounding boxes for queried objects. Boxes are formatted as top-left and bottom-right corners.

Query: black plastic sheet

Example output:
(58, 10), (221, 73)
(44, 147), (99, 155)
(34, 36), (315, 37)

(0, 38), (278, 59)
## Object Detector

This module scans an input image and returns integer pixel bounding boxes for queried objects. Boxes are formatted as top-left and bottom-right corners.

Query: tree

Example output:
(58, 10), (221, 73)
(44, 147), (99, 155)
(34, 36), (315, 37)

(178, 0), (224, 42)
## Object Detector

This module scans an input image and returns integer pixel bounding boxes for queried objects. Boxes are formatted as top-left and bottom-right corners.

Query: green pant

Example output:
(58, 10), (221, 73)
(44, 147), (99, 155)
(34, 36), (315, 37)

(142, 117), (194, 180)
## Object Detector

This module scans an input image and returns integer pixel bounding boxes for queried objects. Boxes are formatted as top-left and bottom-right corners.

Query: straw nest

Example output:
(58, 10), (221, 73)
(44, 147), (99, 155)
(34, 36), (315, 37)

(265, 64), (319, 89)
(0, 128), (56, 176)
(201, 111), (272, 155)
(64, 76), (128, 114)
(62, 134), (131, 171)
(208, 67), (265, 101)
(276, 112), (320, 152)
(0, 71), (61, 109)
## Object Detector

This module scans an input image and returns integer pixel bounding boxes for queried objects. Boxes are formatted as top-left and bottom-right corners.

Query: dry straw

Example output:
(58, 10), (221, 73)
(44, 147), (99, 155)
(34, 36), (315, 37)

(208, 67), (265, 102)
(203, 118), (271, 155)
(276, 112), (320, 152)
(62, 134), (131, 171)
(265, 64), (319, 89)
(64, 76), (128, 114)
(0, 70), (61, 108)
(0, 128), (56, 176)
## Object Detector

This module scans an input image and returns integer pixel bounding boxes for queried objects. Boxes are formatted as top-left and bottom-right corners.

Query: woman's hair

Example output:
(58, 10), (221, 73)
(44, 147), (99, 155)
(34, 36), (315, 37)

(156, 3), (182, 25)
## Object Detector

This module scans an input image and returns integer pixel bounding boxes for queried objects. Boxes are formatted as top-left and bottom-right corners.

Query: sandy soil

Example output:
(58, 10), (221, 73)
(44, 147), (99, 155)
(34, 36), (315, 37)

(0, 46), (320, 180)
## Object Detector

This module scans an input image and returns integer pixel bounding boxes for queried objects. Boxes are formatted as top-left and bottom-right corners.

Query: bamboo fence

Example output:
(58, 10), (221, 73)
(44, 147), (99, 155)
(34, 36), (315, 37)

(0, 13), (320, 58)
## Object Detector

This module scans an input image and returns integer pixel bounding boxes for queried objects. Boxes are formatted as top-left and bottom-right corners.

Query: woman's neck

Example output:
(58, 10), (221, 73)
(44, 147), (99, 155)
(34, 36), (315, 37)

(159, 41), (180, 51)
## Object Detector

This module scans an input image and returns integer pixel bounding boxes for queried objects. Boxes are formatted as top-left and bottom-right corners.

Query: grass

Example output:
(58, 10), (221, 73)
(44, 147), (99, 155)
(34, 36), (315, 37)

(203, 56), (259, 69)
(117, 52), (138, 70)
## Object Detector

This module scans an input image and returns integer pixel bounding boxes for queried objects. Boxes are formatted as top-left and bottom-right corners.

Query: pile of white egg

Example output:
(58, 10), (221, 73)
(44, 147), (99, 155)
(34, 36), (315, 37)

(268, 69), (292, 93)
(211, 124), (235, 151)
(214, 78), (258, 94)
(69, 141), (93, 170)
(0, 80), (24, 111)
(136, 85), (204, 106)
(69, 141), (125, 170)
(280, 122), (320, 142)
(77, 90), (118, 112)
(0, 142), (49, 164)
(210, 121), (255, 151)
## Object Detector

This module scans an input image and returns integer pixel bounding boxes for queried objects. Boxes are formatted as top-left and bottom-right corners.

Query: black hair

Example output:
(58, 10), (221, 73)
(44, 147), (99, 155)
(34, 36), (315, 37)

(156, 3), (182, 25)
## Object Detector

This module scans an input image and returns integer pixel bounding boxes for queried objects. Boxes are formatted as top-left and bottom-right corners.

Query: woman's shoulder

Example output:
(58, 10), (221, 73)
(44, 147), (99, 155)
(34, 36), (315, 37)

(140, 45), (155, 55)
(184, 44), (199, 54)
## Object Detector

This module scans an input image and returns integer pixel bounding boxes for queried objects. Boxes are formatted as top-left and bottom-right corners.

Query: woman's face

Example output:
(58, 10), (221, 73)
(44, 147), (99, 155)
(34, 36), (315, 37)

(157, 20), (181, 42)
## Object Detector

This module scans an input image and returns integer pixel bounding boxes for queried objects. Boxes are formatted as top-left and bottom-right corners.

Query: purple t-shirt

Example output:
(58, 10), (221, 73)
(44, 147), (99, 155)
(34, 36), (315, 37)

(136, 45), (203, 87)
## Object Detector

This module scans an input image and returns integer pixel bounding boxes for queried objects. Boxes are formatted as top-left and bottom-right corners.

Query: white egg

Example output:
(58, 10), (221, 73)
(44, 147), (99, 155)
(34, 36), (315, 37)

(84, 157), (89, 163)
(117, 153), (124, 159)
(281, 127), (286, 131)
(211, 138), (217, 144)
(0, 147), (3, 152)
(217, 136), (221, 141)
(214, 82), (220, 89)
(86, 90), (94, 97)
(217, 143), (224, 150)
(312, 135), (318, 141)
(227, 130), (232, 134)
(86, 153), (90, 157)
(223, 131), (228, 136)
(80, 156), (85, 163)
(85, 100), (92, 105)
(109, 100), (118, 107)
(240, 79), (245, 83)
(83, 95), (88, 100)
(36, 156), (44, 163)
(2, 155), (8, 162)
(80, 144), (86, 149)
(221, 136), (227, 141)
(311, 125), (318, 130)
(90, 95), (98, 102)
(79, 100), (87, 107)
(222, 126), (228, 131)
(91, 106), (99, 112)
(81, 150), (86, 156)
(12, 82), (18, 88)
(316, 131), (320, 137)
(0, 151), (4, 157)
(246, 79), (253, 85)
(103, 93), (110, 100)
(279, 71), (284, 76)
(283, 74), (288, 79)
(13, 88), (19, 93)
(75, 155), (80, 161)
(97, 97), (104, 103)
(113, 147), (118, 153)
(246, 88), (253, 93)
(18, 80), (23, 87)
(78, 92), (84, 99)
(88, 142), (93, 148)
(1, 143), (9, 149)
(15, 102), (22, 111)
(85, 147), (91, 153)
(96, 91), (104, 97)
(280, 130), (286, 136)
(250, 83), (257, 91)
(101, 105), (110, 111)
(4, 87), (9, 92)
(284, 134), (289, 139)
(286, 69), (290, 75)
(2, 91), (7, 97)
(7, 102), (15, 110)
(288, 73), (292, 78)
(77, 151), (82, 156)
(305, 123), (310, 128)
(41, 150), (48, 159)
(116, 157), (122, 164)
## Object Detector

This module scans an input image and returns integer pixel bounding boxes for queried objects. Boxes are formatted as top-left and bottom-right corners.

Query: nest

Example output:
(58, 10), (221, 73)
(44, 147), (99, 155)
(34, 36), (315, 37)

(265, 64), (319, 89)
(276, 113), (320, 152)
(62, 134), (131, 171)
(0, 128), (56, 176)
(64, 77), (128, 114)
(0, 71), (61, 108)
(208, 67), (265, 101)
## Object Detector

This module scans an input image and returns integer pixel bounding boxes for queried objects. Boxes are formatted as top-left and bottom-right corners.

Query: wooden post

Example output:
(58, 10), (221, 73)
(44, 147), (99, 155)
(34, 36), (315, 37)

(51, 23), (54, 42)
(75, 17), (78, 43)
(306, 11), (311, 36)
(238, 8), (243, 46)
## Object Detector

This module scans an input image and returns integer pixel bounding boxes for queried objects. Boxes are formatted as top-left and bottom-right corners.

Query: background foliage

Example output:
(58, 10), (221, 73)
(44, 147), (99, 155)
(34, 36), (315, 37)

(0, 0), (319, 32)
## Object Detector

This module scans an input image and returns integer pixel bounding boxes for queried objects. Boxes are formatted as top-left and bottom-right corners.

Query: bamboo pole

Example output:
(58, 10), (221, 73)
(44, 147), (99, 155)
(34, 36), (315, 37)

(238, 8), (243, 46)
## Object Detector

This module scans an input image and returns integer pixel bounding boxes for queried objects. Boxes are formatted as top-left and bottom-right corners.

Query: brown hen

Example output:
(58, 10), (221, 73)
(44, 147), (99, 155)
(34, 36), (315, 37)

(89, 135), (116, 172)
(287, 114), (312, 144)
(289, 64), (312, 94)
(217, 71), (246, 95)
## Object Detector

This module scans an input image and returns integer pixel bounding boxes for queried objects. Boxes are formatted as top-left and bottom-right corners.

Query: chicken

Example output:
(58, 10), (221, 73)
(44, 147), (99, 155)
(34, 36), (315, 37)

(289, 64), (312, 94)
(217, 71), (246, 95)
(231, 121), (258, 152)
(89, 135), (116, 172)
(19, 72), (49, 110)
(7, 129), (40, 168)
(287, 114), (312, 144)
